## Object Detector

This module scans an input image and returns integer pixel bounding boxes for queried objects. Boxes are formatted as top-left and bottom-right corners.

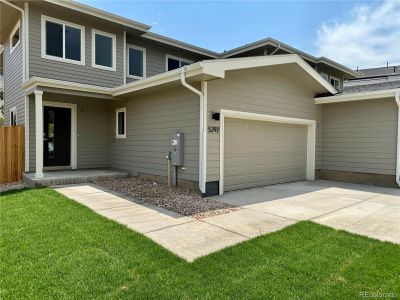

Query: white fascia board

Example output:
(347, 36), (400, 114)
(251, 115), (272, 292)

(113, 62), (209, 96)
(143, 32), (218, 58)
(22, 77), (114, 95)
(314, 88), (400, 104)
(220, 38), (358, 78)
(43, 0), (150, 32)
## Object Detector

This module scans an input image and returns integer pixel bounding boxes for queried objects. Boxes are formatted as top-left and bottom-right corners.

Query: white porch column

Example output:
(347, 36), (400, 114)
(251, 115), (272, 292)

(34, 90), (44, 179)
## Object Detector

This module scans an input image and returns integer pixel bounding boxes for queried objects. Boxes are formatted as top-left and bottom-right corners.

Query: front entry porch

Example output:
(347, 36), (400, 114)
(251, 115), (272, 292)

(26, 86), (114, 178)
(23, 168), (129, 186)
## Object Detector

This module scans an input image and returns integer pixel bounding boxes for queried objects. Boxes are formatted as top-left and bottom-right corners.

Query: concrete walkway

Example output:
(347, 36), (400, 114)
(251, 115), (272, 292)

(54, 180), (400, 262)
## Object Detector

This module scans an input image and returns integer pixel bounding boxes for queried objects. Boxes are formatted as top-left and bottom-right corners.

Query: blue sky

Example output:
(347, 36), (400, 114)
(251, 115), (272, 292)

(80, 0), (400, 69)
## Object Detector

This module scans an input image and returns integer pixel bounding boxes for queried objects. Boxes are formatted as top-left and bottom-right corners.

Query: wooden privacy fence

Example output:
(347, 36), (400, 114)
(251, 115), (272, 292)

(0, 125), (25, 184)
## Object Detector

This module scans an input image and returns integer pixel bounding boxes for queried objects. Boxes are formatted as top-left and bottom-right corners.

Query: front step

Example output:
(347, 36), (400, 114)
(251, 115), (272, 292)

(23, 169), (129, 187)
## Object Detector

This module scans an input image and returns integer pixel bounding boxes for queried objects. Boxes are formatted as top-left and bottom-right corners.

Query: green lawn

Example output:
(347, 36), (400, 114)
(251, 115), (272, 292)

(1, 188), (399, 299)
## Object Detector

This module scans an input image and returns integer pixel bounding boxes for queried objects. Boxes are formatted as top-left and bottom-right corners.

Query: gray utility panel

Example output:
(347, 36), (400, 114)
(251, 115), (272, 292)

(170, 133), (184, 166)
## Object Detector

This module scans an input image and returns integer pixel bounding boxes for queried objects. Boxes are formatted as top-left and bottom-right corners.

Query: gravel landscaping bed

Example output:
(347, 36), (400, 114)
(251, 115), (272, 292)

(95, 177), (239, 219)
(0, 182), (27, 193)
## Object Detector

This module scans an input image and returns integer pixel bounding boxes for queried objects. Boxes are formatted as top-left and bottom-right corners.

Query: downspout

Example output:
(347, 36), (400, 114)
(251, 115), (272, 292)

(180, 66), (207, 194)
(395, 91), (400, 187)
(0, 0), (26, 81)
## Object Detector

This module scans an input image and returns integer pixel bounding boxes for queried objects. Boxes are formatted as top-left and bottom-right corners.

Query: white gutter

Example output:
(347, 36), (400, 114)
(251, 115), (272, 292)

(315, 89), (400, 104)
(395, 91), (400, 187)
(1, 0), (26, 81)
(180, 67), (207, 194)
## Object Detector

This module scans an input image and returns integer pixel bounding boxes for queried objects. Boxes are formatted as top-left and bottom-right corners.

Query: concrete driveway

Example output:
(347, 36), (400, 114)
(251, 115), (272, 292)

(211, 180), (400, 244)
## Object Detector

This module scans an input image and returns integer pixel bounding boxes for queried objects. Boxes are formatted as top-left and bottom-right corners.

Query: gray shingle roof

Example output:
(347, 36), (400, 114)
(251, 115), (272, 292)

(357, 66), (400, 78)
(343, 80), (400, 94)
(342, 65), (400, 94)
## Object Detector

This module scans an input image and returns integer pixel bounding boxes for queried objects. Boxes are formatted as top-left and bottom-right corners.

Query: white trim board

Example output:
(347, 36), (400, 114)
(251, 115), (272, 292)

(91, 28), (117, 71)
(25, 96), (29, 172)
(218, 109), (316, 195)
(314, 88), (400, 104)
(9, 19), (21, 55)
(43, 101), (77, 169)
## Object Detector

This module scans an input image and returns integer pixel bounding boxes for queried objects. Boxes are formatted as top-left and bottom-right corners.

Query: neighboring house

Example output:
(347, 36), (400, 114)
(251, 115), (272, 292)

(0, 0), (399, 196)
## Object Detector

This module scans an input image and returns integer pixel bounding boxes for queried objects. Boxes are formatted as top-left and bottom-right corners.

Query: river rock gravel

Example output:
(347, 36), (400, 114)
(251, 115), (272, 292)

(95, 177), (239, 219)
(0, 182), (27, 193)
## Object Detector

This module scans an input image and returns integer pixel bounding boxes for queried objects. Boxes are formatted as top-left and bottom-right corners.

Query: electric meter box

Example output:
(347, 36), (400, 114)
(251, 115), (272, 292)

(170, 133), (184, 166)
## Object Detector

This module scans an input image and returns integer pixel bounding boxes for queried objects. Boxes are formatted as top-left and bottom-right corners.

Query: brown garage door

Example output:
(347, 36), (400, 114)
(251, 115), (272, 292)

(224, 117), (308, 191)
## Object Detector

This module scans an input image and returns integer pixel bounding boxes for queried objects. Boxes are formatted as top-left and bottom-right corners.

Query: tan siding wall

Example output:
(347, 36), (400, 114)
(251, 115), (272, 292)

(321, 98), (397, 175)
(110, 86), (199, 182)
(126, 36), (206, 83)
(29, 2), (124, 87)
(207, 66), (322, 182)
(29, 94), (111, 171)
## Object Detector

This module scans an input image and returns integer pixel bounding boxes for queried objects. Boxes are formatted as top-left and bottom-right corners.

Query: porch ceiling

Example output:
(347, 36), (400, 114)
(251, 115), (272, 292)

(0, 2), (20, 44)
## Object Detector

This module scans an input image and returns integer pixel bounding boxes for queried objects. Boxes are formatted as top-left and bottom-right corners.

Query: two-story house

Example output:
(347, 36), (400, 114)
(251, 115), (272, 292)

(1, 0), (399, 196)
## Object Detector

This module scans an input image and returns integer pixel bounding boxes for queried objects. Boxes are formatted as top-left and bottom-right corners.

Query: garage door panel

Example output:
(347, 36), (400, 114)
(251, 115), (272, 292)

(224, 117), (308, 192)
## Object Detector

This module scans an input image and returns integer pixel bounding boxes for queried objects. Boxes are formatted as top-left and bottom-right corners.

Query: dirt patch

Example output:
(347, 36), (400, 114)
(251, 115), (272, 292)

(95, 177), (239, 219)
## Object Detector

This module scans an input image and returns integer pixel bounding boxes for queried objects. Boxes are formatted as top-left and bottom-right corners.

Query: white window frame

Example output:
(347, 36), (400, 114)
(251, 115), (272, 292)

(10, 106), (17, 126)
(165, 54), (192, 71)
(115, 107), (126, 139)
(330, 76), (341, 90)
(127, 44), (146, 79)
(9, 20), (21, 55)
(92, 29), (116, 71)
(41, 15), (85, 66)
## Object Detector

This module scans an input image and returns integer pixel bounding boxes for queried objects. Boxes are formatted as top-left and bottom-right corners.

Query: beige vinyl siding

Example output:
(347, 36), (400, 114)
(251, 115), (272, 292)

(125, 36), (206, 83)
(29, 94), (111, 171)
(3, 18), (25, 126)
(110, 86), (199, 182)
(224, 118), (308, 191)
(321, 98), (397, 175)
(29, 2), (124, 87)
(207, 66), (322, 182)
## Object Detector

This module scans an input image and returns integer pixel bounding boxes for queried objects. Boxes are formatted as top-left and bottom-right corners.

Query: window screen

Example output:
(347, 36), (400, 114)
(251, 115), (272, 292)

(46, 21), (63, 58)
(65, 26), (81, 61)
(95, 33), (113, 68)
(129, 48), (144, 77)
(167, 58), (180, 71)
(117, 111), (125, 135)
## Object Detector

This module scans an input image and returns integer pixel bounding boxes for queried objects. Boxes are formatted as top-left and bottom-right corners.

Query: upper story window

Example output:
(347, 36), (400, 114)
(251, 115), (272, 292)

(116, 107), (126, 139)
(330, 76), (341, 90)
(41, 15), (85, 65)
(166, 55), (192, 71)
(9, 20), (21, 54)
(127, 45), (146, 79)
(10, 107), (17, 126)
(92, 29), (116, 71)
